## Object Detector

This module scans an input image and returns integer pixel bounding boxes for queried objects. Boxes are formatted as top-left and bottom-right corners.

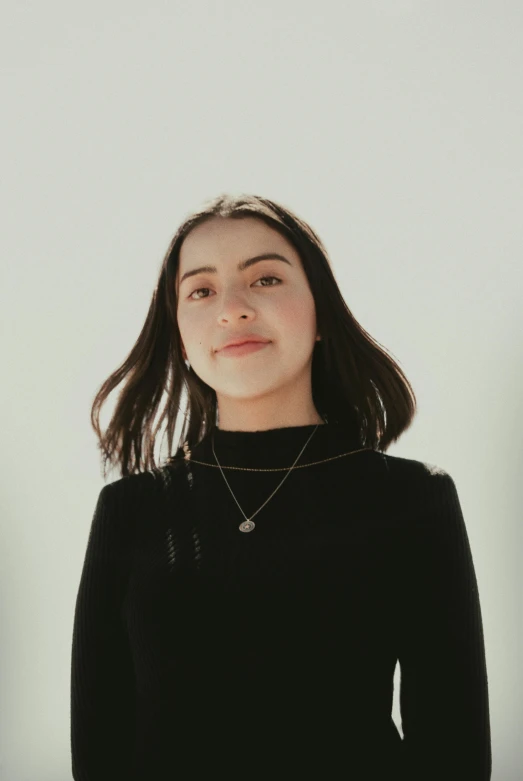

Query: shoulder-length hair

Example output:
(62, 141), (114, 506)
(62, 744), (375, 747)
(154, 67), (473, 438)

(91, 193), (416, 479)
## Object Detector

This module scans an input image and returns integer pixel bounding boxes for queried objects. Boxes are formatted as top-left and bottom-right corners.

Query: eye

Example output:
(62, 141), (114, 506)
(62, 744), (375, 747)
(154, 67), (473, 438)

(187, 275), (282, 301)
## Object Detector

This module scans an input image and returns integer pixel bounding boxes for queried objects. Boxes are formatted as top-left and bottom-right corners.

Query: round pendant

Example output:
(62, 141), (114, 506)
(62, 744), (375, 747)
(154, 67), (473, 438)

(239, 520), (255, 532)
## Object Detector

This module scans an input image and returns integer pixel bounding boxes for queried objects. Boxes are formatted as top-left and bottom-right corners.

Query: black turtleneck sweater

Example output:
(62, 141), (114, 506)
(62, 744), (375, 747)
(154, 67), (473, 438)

(70, 422), (491, 780)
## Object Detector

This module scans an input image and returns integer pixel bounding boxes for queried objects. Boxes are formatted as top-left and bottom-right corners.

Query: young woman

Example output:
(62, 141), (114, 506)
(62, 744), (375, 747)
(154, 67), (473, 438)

(70, 193), (491, 780)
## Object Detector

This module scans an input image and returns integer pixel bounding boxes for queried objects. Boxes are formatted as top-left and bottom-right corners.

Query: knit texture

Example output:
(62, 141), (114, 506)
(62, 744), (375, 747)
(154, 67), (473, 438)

(70, 422), (491, 780)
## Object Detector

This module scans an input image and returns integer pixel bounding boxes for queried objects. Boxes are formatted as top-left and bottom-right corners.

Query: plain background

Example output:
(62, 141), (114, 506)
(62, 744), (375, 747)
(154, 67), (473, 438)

(1, 2), (521, 779)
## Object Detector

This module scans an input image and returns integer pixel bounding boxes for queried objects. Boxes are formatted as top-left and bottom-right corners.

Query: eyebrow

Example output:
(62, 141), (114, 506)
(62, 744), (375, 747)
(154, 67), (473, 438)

(179, 253), (292, 286)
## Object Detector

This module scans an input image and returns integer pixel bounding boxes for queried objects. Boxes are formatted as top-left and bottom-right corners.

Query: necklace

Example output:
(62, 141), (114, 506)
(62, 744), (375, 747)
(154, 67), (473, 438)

(181, 424), (373, 533)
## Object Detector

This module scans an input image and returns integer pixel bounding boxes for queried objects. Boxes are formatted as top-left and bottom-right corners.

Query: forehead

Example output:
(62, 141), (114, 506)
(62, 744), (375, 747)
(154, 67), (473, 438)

(178, 216), (299, 269)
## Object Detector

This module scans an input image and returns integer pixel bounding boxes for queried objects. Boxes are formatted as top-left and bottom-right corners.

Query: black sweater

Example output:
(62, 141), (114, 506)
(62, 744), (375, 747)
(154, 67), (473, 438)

(70, 422), (492, 780)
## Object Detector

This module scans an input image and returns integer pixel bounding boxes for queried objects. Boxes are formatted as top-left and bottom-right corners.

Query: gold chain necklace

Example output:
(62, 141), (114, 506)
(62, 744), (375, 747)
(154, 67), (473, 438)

(181, 428), (373, 533)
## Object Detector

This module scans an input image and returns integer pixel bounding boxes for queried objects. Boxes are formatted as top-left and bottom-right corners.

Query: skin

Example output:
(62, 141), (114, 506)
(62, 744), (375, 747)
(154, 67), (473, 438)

(176, 215), (325, 432)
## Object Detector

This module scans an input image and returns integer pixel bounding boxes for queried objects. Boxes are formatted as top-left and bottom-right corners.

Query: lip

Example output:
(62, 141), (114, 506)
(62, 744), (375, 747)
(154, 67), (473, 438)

(218, 338), (270, 351)
(217, 337), (270, 350)
(218, 341), (271, 357)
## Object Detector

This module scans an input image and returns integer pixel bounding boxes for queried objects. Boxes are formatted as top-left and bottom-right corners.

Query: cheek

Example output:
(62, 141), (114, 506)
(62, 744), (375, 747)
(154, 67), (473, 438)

(277, 291), (316, 334)
(176, 313), (195, 355)
(177, 307), (200, 342)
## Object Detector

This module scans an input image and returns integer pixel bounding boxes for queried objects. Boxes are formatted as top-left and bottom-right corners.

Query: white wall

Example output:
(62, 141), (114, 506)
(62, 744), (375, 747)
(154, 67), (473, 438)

(1, 1), (521, 778)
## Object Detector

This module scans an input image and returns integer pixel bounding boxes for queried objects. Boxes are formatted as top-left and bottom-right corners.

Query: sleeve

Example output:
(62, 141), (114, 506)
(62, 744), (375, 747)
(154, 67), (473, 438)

(397, 470), (492, 781)
(70, 483), (136, 781)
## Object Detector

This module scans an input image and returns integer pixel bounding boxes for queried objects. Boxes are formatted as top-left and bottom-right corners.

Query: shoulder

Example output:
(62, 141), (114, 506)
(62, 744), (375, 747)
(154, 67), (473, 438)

(378, 451), (452, 483)
(341, 448), (454, 492)
(102, 465), (172, 508)
(103, 460), (190, 509)
(375, 451), (460, 522)
(105, 468), (159, 492)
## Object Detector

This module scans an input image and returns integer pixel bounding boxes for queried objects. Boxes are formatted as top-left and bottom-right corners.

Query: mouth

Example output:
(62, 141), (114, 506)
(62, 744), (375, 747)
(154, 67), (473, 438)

(218, 341), (272, 357)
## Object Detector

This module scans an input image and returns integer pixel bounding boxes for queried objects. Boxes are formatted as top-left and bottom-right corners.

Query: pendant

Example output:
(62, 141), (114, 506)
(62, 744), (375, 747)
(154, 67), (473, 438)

(239, 520), (255, 532)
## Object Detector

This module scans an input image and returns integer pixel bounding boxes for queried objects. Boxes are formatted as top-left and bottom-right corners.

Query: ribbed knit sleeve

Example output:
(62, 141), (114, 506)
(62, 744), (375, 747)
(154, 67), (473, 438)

(397, 470), (492, 780)
(70, 483), (135, 781)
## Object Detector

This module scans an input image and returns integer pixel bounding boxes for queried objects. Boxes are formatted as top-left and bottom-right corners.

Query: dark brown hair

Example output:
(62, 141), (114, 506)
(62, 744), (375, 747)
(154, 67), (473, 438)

(91, 193), (417, 479)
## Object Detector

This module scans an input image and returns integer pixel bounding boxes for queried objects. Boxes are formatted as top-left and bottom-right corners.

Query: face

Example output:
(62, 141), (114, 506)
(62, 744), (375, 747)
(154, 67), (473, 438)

(176, 216), (322, 430)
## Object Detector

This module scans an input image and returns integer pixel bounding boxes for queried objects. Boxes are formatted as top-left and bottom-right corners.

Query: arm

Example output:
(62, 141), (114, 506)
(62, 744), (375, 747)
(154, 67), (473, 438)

(398, 470), (492, 780)
(70, 483), (135, 780)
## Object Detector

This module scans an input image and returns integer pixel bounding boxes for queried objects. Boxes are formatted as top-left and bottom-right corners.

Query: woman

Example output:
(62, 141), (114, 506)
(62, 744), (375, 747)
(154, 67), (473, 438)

(70, 193), (491, 780)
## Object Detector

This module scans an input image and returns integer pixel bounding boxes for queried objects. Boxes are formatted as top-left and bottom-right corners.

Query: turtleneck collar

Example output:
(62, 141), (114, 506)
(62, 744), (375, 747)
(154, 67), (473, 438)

(189, 418), (366, 470)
